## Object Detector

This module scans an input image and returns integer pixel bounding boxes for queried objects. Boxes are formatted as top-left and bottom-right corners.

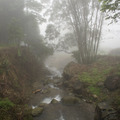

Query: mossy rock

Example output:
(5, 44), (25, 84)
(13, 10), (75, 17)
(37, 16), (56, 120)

(61, 96), (81, 105)
(50, 99), (59, 104)
(32, 107), (43, 117)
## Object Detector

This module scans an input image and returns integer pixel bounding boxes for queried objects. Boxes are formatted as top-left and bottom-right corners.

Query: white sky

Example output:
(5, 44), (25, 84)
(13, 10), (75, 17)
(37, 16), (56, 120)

(100, 21), (120, 50)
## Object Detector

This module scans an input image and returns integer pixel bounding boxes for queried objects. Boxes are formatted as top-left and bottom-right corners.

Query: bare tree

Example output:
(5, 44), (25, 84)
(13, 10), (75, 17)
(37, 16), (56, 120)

(65, 0), (104, 64)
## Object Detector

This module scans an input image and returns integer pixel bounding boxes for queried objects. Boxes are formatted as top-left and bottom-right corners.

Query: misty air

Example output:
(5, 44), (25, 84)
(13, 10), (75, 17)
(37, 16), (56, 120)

(0, 0), (120, 120)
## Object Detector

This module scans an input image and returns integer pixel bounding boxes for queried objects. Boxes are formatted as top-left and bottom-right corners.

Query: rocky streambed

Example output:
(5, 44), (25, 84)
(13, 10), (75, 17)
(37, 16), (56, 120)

(29, 77), (95, 120)
(29, 51), (95, 120)
(29, 52), (120, 120)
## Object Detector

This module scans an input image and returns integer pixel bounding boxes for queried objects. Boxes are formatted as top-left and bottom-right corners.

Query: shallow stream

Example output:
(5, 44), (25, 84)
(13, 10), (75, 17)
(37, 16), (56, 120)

(30, 51), (95, 120)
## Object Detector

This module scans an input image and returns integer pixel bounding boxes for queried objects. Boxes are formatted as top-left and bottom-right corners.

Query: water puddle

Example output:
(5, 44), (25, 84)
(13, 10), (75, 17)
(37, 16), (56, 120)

(41, 95), (61, 104)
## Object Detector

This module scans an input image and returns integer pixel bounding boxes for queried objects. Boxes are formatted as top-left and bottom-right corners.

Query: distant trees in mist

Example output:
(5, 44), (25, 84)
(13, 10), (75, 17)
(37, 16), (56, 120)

(0, 0), (53, 58)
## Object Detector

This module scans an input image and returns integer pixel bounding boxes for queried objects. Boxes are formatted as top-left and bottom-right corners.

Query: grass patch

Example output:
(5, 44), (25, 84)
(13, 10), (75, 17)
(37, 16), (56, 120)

(88, 86), (101, 96)
(0, 98), (15, 110)
(78, 67), (112, 85)
(0, 99), (33, 120)
(0, 98), (15, 120)
(78, 67), (112, 98)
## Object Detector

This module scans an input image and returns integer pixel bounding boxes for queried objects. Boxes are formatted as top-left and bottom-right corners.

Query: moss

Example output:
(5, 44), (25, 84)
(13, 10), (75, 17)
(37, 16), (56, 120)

(0, 98), (15, 110)
(115, 64), (120, 75)
(0, 98), (15, 120)
(23, 105), (33, 120)
(88, 86), (101, 96)
(78, 67), (113, 101)
(78, 67), (112, 85)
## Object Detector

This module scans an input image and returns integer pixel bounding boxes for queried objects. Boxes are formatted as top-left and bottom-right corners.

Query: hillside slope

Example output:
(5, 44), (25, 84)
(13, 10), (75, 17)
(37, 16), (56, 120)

(0, 47), (47, 120)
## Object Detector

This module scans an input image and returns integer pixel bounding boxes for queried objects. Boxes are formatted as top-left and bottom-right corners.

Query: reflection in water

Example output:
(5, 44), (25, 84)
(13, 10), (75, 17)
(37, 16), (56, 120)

(42, 95), (61, 104)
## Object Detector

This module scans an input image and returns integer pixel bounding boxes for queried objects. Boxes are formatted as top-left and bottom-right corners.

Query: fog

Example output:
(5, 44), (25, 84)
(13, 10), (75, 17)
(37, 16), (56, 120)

(100, 21), (120, 50)
(0, 0), (120, 120)
(38, 0), (120, 54)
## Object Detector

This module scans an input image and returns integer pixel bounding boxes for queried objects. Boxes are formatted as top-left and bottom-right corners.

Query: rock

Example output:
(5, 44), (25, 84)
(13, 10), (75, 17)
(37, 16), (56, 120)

(50, 99), (59, 104)
(71, 79), (84, 94)
(94, 102), (118, 120)
(63, 62), (81, 80)
(38, 103), (47, 107)
(61, 96), (81, 105)
(41, 88), (50, 94)
(94, 105), (102, 120)
(93, 94), (98, 99)
(33, 82), (43, 90)
(63, 77), (84, 95)
(104, 75), (120, 91)
(63, 62), (87, 95)
(32, 107), (43, 117)
(96, 82), (104, 88)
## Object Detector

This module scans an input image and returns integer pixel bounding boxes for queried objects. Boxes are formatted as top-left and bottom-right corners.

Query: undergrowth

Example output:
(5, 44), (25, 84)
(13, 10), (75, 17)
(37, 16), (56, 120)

(78, 65), (112, 96)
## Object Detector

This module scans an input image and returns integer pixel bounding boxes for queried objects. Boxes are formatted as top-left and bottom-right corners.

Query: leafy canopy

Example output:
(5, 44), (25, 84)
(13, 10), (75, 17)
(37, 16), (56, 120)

(99, 0), (120, 22)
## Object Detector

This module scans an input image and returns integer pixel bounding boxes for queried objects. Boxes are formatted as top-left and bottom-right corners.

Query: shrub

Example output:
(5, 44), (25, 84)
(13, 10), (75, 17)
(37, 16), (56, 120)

(0, 98), (15, 110)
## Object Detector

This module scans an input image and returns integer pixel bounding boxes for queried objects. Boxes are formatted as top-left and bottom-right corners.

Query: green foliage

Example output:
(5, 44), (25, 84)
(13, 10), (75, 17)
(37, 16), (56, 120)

(30, 39), (53, 59)
(115, 64), (120, 75)
(45, 24), (60, 40)
(9, 18), (24, 46)
(99, 0), (120, 22)
(0, 98), (15, 110)
(78, 66), (112, 96)
(88, 86), (101, 96)
(0, 99), (33, 120)
(78, 71), (102, 85)
(23, 105), (33, 120)
(0, 98), (15, 120)
(72, 51), (81, 63)
(0, 57), (10, 74)
(78, 67), (112, 85)
(112, 92), (120, 113)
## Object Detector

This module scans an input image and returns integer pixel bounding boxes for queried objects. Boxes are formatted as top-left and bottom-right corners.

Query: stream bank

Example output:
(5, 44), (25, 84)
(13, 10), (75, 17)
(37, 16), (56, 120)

(30, 52), (120, 120)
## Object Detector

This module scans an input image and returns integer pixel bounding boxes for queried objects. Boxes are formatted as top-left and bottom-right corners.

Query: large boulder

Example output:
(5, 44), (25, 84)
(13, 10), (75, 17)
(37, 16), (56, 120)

(104, 75), (120, 91)
(94, 102), (118, 120)
(32, 107), (43, 117)
(63, 62), (87, 95)
(61, 96), (81, 105)
(63, 62), (81, 80)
